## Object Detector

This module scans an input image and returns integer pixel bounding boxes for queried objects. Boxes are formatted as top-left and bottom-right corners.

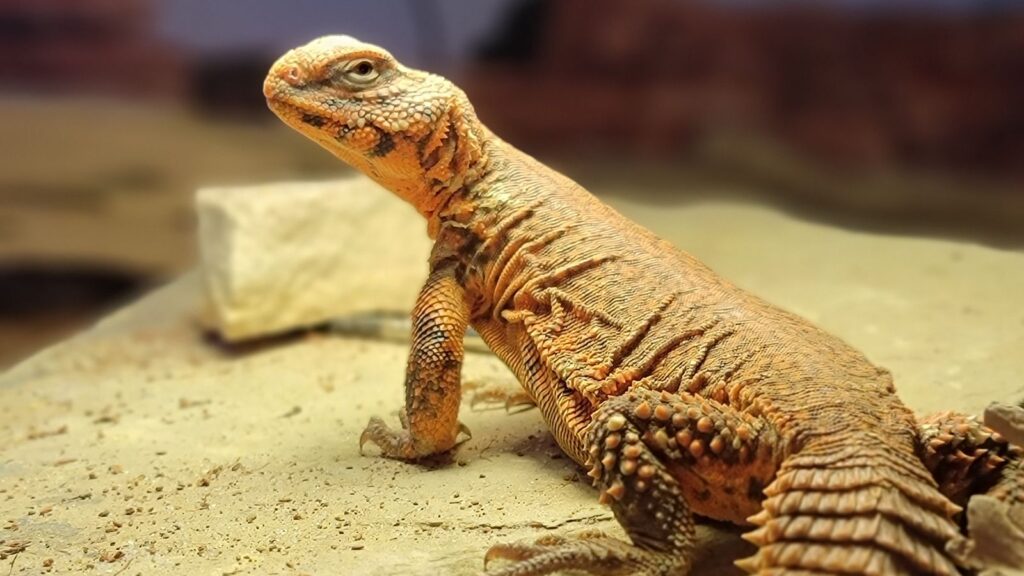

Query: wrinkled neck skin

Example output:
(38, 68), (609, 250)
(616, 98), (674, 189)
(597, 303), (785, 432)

(345, 88), (497, 240)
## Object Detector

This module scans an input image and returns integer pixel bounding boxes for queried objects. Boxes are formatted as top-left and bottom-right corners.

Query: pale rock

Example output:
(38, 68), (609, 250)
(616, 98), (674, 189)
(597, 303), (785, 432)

(196, 176), (429, 341)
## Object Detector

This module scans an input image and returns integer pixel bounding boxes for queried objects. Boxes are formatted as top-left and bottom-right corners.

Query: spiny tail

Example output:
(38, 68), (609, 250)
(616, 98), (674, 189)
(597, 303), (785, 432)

(737, 442), (963, 575)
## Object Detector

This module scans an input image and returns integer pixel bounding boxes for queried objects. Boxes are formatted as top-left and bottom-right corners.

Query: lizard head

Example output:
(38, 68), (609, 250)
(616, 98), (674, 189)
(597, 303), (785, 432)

(264, 35), (487, 219)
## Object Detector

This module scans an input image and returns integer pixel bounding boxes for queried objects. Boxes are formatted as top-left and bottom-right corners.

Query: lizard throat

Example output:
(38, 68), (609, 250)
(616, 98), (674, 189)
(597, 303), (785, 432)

(268, 89), (491, 234)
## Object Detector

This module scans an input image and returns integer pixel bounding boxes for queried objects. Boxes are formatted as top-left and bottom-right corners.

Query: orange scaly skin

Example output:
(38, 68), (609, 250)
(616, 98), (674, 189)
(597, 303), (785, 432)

(264, 36), (1023, 575)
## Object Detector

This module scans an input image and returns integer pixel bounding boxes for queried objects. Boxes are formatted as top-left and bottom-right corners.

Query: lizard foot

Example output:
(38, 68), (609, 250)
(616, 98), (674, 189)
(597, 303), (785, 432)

(468, 385), (536, 414)
(483, 531), (686, 576)
(359, 415), (471, 460)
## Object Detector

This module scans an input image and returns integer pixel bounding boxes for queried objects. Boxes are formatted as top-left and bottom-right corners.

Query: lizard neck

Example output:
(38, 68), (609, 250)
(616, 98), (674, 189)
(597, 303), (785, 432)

(365, 91), (494, 240)
(423, 128), (495, 239)
(420, 102), (496, 240)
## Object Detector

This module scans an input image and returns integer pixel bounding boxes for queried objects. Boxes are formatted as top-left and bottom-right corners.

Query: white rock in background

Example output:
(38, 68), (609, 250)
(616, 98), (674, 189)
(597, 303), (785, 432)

(196, 176), (430, 341)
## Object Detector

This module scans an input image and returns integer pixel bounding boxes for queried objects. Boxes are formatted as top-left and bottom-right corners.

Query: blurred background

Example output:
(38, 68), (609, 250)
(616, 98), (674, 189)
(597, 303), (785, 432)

(1, 0), (1022, 368)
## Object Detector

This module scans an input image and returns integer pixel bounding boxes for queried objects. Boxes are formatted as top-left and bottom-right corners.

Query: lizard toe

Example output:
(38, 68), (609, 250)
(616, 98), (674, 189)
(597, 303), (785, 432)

(483, 533), (687, 576)
(359, 416), (417, 460)
(467, 387), (537, 414)
(360, 415), (469, 460)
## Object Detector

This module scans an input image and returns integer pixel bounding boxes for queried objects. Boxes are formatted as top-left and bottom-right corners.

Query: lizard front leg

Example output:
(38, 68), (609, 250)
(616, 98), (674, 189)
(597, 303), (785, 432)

(360, 264), (470, 460)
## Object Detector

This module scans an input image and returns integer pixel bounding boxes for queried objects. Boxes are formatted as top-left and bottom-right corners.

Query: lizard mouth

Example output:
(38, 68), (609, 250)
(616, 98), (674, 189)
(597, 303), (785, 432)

(264, 75), (336, 130)
(265, 94), (350, 149)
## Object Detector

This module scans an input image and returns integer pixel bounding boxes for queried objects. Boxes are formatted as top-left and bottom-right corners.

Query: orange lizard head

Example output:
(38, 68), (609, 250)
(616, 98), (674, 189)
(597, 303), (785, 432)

(264, 35), (487, 220)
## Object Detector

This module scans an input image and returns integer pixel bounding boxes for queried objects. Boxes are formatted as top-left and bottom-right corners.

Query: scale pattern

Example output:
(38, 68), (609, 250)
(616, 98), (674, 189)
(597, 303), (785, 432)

(264, 35), (1023, 575)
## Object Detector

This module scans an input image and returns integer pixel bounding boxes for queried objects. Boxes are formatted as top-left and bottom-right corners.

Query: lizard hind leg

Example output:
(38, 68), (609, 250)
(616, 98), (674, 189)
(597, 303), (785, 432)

(484, 389), (699, 576)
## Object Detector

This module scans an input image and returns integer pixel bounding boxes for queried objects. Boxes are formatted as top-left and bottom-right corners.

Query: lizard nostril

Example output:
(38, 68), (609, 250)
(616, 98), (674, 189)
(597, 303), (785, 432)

(280, 65), (304, 87)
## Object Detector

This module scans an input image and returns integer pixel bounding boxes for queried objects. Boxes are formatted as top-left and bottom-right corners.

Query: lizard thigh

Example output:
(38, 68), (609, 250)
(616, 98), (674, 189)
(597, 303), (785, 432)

(591, 387), (782, 525)
(485, 388), (701, 576)
(485, 387), (780, 575)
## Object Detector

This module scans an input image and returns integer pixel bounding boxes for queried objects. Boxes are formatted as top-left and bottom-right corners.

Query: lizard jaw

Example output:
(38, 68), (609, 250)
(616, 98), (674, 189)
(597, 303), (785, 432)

(263, 76), (366, 166)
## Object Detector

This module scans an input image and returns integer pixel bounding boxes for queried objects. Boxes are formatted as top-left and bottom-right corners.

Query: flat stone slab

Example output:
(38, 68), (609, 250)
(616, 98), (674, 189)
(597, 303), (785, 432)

(196, 177), (430, 342)
(2, 198), (1023, 575)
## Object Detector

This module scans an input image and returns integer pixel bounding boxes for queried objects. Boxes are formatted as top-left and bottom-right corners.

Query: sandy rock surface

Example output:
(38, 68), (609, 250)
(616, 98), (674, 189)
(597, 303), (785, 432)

(2, 195), (1023, 575)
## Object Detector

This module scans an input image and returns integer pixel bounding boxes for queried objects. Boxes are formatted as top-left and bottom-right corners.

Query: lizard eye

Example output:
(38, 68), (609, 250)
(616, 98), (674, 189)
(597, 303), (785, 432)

(343, 59), (379, 85)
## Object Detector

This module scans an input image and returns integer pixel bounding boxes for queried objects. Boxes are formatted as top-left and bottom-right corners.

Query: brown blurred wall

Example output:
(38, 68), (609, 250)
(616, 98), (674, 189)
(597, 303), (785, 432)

(0, 0), (184, 99)
(466, 0), (1024, 177)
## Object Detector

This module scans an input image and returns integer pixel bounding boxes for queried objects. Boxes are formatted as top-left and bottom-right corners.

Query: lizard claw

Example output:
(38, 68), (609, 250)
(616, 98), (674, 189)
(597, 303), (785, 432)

(359, 415), (421, 460)
(360, 416), (471, 460)
(359, 416), (424, 460)
(358, 416), (395, 456)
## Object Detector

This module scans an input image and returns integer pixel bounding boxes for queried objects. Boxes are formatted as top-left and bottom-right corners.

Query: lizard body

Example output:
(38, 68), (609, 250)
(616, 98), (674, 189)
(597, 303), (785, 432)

(264, 36), (1022, 575)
